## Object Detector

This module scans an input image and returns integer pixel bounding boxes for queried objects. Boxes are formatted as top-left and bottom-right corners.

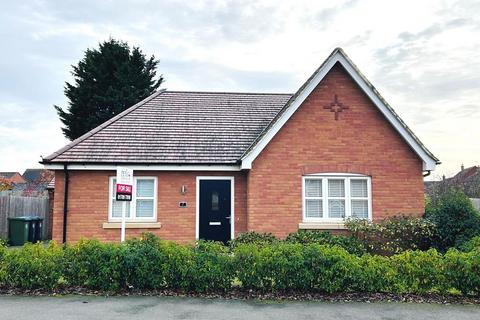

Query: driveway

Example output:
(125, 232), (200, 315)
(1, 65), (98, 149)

(0, 295), (479, 320)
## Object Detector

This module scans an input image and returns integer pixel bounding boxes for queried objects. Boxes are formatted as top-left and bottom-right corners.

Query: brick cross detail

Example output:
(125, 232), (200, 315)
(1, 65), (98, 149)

(323, 94), (349, 120)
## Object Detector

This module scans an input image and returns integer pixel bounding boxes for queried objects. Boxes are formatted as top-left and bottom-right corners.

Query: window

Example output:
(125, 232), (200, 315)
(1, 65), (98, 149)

(303, 175), (371, 221)
(109, 177), (157, 221)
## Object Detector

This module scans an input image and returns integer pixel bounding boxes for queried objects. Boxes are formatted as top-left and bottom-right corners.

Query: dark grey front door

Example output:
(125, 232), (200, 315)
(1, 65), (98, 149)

(199, 179), (231, 244)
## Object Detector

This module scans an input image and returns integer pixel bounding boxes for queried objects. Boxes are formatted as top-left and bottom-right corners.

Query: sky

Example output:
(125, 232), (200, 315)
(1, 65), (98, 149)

(0, 0), (479, 180)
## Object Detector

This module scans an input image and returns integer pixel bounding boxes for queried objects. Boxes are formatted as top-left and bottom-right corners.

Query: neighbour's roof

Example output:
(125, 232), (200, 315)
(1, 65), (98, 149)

(22, 169), (54, 183)
(0, 172), (20, 179)
(43, 91), (292, 164)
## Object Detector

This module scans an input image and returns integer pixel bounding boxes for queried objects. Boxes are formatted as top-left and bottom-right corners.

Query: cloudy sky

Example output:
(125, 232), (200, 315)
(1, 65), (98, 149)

(1, 0), (479, 179)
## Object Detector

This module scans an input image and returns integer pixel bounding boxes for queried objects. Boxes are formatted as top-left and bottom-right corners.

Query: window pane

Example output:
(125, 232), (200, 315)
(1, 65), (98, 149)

(305, 179), (322, 197)
(328, 179), (345, 197)
(351, 200), (368, 219)
(137, 179), (154, 197)
(328, 199), (345, 218)
(351, 180), (367, 198)
(212, 191), (219, 211)
(112, 200), (130, 218)
(306, 199), (323, 218)
(136, 199), (154, 217)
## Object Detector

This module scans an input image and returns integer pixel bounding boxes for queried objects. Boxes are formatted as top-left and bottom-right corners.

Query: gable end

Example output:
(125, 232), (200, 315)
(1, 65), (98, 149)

(240, 48), (440, 171)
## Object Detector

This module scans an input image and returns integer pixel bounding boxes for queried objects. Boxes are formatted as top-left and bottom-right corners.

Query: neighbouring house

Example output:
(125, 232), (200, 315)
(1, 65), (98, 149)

(425, 165), (480, 197)
(41, 48), (440, 244)
(425, 165), (480, 201)
(13, 168), (55, 196)
(0, 172), (26, 185)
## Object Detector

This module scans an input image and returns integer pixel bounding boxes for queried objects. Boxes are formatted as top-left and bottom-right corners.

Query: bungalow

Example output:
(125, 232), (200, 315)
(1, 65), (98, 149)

(42, 48), (440, 243)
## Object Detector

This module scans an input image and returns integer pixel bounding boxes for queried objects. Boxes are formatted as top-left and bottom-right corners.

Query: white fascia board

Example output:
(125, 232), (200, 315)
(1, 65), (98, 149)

(241, 51), (437, 171)
(43, 163), (242, 171)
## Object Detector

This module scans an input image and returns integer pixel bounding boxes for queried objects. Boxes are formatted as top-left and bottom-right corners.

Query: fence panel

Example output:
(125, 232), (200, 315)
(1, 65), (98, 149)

(0, 191), (50, 240)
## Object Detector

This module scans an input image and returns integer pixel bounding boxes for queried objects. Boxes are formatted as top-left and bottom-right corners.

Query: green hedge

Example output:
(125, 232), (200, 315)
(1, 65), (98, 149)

(1, 236), (480, 295)
(345, 217), (435, 255)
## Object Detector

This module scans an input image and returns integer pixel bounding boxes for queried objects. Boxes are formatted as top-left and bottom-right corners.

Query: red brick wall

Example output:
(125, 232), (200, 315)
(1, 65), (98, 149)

(247, 63), (425, 238)
(52, 171), (247, 243)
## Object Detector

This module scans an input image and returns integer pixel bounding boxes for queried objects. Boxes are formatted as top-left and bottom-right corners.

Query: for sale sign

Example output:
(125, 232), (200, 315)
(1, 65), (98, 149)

(116, 167), (133, 201)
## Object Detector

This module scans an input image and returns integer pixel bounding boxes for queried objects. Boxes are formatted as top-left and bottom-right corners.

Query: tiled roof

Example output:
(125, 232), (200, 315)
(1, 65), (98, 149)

(43, 91), (292, 164)
(22, 169), (54, 183)
(0, 172), (19, 179)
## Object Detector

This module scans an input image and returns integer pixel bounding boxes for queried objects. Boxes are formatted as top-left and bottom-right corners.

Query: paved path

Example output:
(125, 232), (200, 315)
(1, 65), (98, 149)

(0, 295), (479, 320)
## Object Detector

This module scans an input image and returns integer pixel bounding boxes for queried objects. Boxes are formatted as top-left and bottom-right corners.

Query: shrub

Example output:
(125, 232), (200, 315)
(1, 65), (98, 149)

(0, 238), (7, 247)
(301, 244), (363, 293)
(234, 243), (365, 293)
(121, 233), (168, 289)
(229, 231), (277, 248)
(0, 242), (63, 289)
(190, 241), (234, 292)
(443, 249), (480, 294)
(62, 239), (123, 291)
(459, 236), (480, 252)
(346, 216), (435, 255)
(425, 189), (480, 251)
(389, 249), (444, 294)
(285, 230), (366, 256)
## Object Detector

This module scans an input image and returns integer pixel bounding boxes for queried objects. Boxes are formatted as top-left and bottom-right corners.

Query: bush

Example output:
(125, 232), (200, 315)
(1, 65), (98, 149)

(0, 238), (7, 247)
(62, 239), (124, 291)
(285, 230), (366, 256)
(190, 241), (234, 292)
(121, 233), (168, 289)
(2, 234), (480, 295)
(425, 189), (480, 251)
(229, 231), (277, 248)
(389, 249), (444, 294)
(346, 217), (435, 255)
(459, 236), (480, 252)
(0, 242), (63, 289)
(443, 249), (480, 294)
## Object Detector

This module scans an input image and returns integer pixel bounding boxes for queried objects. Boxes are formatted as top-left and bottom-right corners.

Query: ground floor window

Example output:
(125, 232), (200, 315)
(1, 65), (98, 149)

(109, 176), (157, 221)
(303, 174), (371, 221)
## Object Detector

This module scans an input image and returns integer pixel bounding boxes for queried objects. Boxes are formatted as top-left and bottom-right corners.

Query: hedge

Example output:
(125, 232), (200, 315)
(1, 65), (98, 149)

(1, 236), (480, 295)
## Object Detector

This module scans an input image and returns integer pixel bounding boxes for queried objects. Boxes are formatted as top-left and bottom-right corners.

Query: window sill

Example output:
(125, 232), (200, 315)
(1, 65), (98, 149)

(298, 222), (346, 230)
(102, 222), (162, 229)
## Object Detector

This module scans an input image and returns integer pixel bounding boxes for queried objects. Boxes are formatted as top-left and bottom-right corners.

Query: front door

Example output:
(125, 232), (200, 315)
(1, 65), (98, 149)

(198, 179), (232, 243)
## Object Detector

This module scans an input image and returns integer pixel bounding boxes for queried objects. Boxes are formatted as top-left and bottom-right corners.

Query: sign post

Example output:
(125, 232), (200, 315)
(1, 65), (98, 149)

(116, 166), (133, 242)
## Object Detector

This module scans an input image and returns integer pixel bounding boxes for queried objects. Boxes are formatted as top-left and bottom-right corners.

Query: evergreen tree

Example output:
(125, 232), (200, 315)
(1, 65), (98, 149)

(55, 39), (163, 140)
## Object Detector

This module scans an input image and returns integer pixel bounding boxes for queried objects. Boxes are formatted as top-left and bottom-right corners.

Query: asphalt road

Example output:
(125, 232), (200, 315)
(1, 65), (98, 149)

(0, 295), (479, 320)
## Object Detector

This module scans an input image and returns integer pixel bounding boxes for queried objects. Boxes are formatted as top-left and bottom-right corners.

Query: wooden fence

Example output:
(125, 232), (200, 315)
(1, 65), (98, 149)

(0, 191), (51, 240)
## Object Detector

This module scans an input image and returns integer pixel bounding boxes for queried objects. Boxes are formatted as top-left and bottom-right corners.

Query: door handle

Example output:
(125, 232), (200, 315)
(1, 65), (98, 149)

(225, 216), (231, 220)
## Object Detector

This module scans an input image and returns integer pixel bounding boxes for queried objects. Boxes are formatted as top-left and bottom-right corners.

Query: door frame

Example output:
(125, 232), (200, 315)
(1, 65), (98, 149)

(196, 176), (235, 241)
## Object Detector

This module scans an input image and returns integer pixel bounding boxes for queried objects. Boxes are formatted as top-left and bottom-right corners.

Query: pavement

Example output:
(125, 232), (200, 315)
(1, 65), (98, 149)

(0, 295), (479, 320)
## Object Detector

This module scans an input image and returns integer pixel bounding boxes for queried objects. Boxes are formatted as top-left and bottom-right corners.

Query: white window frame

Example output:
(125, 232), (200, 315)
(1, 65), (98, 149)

(108, 176), (158, 222)
(302, 173), (372, 222)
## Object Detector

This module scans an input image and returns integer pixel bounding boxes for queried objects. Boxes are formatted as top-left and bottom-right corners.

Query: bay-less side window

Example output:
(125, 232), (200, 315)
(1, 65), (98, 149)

(303, 175), (371, 221)
(109, 177), (157, 221)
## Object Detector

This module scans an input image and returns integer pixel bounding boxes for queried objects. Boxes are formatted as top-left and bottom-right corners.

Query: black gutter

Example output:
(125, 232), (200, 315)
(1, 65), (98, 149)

(423, 170), (431, 178)
(62, 164), (69, 244)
